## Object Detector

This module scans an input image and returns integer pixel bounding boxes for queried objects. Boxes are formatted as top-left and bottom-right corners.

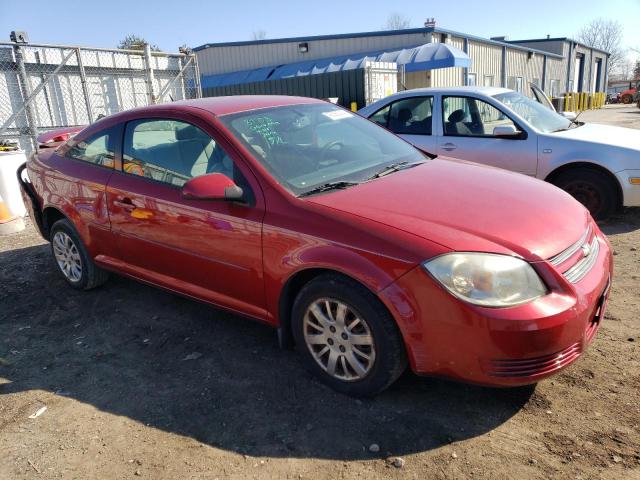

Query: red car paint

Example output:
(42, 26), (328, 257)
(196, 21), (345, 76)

(22, 96), (613, 387)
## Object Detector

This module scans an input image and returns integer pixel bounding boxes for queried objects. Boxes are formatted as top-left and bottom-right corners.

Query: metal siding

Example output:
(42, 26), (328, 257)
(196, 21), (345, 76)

(467, 41), (502, 87)
(505, 49), (543, 95)
(430, 35), (464, 87)
(196, 32), (432, 76)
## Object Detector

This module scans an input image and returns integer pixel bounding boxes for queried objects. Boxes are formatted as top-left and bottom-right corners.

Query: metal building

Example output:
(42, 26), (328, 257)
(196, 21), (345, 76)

(194, 25), (609, 108)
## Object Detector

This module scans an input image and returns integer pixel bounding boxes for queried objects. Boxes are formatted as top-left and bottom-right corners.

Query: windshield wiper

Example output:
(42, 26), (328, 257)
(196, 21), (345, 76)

(367, 160), (425, 180)
(298, 181), (361, 197)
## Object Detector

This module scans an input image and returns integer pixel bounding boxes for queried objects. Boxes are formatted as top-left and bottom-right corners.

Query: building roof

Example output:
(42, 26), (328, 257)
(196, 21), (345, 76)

(194, 26), (564, 59)
(506, 37), (610, 55)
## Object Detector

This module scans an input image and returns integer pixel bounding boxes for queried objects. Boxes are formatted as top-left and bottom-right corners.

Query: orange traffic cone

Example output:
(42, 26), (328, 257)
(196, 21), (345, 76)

(0, 194), (25, 234)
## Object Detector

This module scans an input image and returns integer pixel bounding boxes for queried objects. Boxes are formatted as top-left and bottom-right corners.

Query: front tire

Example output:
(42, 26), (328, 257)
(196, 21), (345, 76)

(50, 219), (109, 290)
(291, 274), (407, 397)
(550, 168), (617, 220)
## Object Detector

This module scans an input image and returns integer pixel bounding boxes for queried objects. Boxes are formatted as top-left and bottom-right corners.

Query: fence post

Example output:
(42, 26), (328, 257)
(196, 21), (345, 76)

(192, 54), (202, 98)
(13, 45), (39, 151)
(143, 43), (157, 104)
(76, 48), (94, 124)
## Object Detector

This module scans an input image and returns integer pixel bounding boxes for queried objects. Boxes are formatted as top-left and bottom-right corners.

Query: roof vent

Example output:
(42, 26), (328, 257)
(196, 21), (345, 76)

(490, 36), (508, 41)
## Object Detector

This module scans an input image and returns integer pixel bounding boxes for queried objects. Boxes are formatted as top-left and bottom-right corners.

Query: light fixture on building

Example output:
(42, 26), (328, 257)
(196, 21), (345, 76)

(298, 42), (309, 53)
(528, 51), (534, 60)
(424, 18), (436, 28)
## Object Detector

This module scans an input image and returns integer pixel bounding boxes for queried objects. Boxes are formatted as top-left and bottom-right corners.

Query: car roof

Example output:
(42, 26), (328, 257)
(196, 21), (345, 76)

(386, 86), (511, 97)
(114, 95), (325, 118)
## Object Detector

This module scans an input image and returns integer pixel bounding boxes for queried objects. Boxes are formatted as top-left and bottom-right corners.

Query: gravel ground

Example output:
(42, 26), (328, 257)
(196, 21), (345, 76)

(1, 105), (639, 479)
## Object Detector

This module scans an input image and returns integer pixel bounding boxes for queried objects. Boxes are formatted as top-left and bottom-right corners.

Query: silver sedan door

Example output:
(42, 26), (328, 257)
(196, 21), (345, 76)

(436, 95), (538, 176)
(368, 95), (437, 156)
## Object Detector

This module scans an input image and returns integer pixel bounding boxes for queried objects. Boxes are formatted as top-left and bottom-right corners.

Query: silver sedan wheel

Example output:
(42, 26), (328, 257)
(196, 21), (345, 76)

(52, 231), (83, 282)
(303, 298), (376, 382)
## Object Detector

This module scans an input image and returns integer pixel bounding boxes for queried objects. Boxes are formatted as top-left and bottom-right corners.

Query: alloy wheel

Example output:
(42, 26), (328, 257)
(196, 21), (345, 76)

(52, 231), (83, 282)
(303, 298), (376, 381)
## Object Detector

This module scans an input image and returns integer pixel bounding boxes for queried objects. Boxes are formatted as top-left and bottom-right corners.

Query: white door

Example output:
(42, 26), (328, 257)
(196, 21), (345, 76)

(368, 95), (437, 155)
(436, 95), (538, 176)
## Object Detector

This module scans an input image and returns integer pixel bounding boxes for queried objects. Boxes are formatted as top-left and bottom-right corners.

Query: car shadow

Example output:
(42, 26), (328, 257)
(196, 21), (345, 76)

(598, 208), (640, 235)
(0, 244), (533, 460)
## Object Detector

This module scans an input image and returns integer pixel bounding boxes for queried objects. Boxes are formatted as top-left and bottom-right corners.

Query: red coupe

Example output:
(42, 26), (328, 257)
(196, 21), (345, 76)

(19, 96), (612, 396)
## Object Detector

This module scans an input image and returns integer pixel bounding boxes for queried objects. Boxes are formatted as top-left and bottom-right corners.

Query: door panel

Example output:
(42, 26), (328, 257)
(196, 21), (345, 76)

(437, 95), (538, 176)
(107, 172), (265, 317)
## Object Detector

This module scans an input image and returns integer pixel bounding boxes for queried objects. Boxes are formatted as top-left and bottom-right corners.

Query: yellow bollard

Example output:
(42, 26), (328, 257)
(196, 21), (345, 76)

(350, 102), (358, 112)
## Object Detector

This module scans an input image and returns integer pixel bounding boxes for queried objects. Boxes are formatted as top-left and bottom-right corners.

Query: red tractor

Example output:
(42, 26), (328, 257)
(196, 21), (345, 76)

(620, 80), (640, 104)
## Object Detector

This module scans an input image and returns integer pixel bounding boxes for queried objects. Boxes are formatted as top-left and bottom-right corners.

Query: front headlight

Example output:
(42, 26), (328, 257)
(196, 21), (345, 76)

(423, 253), (547, 307)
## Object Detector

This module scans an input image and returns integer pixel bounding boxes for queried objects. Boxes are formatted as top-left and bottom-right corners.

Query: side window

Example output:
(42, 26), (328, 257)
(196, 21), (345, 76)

(122, 119), (236, 187)
(387, 97), (433, 135)
(369, 104), (390, 128)
(66, 129), (116, 168)
(443, 96), (516, 137)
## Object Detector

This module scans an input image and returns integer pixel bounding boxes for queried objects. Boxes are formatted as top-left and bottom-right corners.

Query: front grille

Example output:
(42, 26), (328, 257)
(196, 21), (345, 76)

(547, 226), (599, 284)
(483, 343), (582, 378)
(563, 236), (600, 283)
(549, 225), (592, 267)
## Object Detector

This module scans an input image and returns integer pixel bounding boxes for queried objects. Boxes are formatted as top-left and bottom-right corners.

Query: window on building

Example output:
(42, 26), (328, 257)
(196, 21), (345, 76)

(66, 128), (117, 168)
(483, 75), (494, 87)
(507, 76), (524, 92)
(123, 119), (236, 187)
(466, 73), (477, 86)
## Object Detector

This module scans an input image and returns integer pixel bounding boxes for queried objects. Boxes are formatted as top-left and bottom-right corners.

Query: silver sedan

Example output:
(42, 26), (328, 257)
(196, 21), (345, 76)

(358, 86), (640, 219)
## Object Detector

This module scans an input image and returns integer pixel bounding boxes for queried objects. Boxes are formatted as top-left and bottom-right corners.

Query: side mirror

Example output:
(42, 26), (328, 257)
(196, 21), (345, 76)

(182, 173), (244, 201)
(492, 125), (523, 139)
(561, 111), (577, 121)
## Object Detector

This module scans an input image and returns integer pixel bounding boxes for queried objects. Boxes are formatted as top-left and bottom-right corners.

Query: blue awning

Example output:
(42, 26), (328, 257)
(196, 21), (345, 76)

(202, 42), (471, 88)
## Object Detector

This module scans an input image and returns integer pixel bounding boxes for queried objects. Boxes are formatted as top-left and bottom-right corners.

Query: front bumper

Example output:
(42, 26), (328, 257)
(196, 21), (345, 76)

(380, 231), (613, 387)
(616, 169), (640, 207)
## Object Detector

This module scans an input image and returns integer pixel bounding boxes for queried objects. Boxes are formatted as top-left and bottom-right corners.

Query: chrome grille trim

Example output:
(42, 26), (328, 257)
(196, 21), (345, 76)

(548, 225), (592, 267)
(563, 236), (600, 284)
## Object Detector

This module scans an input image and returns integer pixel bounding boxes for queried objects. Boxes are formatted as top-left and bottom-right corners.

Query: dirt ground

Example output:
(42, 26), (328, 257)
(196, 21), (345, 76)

(1, 105), (639, 479)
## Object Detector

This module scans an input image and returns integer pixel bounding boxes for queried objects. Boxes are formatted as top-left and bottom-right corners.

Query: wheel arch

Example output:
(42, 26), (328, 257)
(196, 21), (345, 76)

(276, 267), (394, 349)
(544, 161), (623, 211)
(41, 206), (69, 241)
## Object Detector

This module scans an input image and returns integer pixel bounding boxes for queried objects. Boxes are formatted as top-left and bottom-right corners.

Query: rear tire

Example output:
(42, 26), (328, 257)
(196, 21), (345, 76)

(50, 219), (109, 290)
(550, 168), (617, 220)
(621, 94), (632, 104)
(291, 274), (407, 397)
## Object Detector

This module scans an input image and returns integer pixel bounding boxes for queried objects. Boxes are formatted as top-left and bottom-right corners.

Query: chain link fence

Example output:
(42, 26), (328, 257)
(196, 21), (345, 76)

(0, 40), (201, 155)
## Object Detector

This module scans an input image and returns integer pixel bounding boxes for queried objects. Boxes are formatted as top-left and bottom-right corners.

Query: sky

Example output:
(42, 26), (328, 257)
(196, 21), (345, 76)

(1, 0), (639, 61)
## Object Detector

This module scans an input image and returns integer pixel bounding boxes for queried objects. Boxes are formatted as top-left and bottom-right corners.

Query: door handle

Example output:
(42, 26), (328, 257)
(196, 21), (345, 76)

(113, 198), (136, 211)
(441, 142), (457, 151)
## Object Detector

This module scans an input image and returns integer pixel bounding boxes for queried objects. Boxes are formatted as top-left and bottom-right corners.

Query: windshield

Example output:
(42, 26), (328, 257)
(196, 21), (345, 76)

(219, 103), (425, 196)
(493, 91), (572, 133)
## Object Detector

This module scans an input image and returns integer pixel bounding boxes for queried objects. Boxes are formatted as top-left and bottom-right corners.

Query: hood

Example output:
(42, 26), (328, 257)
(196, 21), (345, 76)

(307, 159), (589, 260)
(551, 123), (640, 151)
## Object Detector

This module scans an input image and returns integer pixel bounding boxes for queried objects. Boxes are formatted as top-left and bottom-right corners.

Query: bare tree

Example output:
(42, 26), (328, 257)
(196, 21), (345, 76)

(251, 30), (267, 41)
(384, 12), (411, 30)
(576, 18), (624, 76)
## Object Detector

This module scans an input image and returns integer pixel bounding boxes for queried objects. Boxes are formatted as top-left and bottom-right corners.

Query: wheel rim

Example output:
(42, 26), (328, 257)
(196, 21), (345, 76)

(52, 231), (83, 282)
(564, 181), (602, 215)
(303, 298), (376, 382)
